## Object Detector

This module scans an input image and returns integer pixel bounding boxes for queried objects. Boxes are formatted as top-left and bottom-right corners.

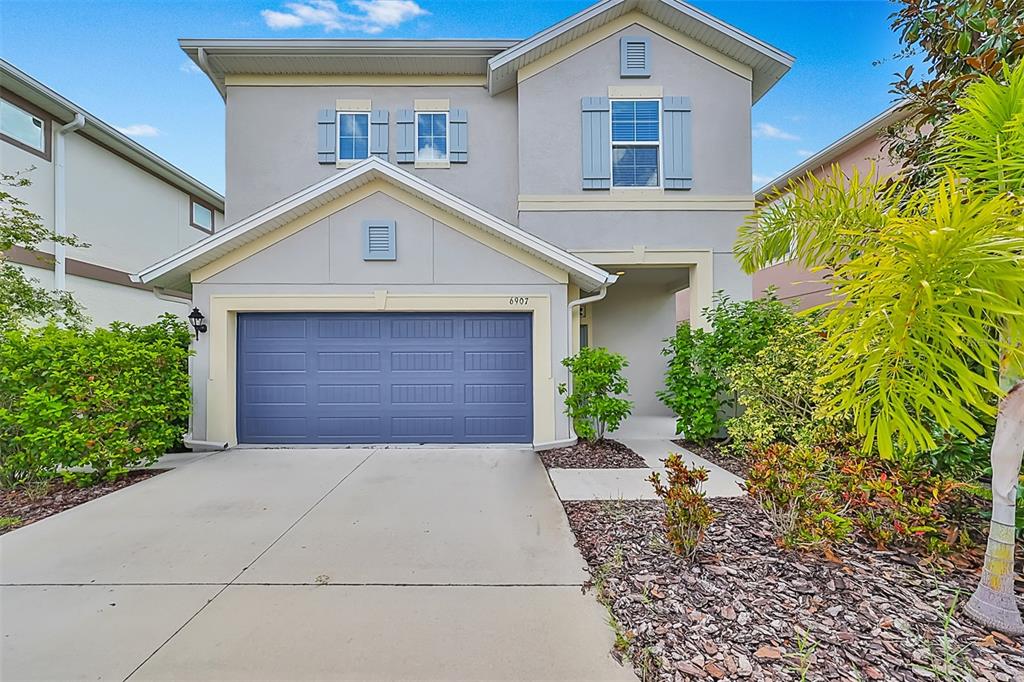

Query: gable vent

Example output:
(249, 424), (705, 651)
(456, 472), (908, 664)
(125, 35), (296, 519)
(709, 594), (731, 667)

(620, 36), (650, 78)
(363, 220), (396, 260)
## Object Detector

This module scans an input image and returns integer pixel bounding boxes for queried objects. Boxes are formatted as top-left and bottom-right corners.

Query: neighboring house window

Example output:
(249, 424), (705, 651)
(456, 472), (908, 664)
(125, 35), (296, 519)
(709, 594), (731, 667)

(0, 96), (50, 160)
(337, 111), (370, 161)
(190, 198), (214, 233)
(415, 111), (448, 162)
(611, 99), (660, 188)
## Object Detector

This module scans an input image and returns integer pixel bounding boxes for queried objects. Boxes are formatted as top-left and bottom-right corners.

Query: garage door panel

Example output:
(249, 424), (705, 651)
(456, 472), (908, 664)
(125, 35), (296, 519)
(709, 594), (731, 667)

(237, 312), (532, 444)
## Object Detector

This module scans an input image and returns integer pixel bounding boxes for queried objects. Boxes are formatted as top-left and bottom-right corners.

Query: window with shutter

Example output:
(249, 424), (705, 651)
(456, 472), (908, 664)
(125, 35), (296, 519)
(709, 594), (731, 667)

(620, 36), (650, 78)
(363, 220), (396, 260)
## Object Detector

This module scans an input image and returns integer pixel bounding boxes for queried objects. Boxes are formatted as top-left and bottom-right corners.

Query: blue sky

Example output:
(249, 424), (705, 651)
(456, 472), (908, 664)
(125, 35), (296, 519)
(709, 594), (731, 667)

(2, 1), (915, 194)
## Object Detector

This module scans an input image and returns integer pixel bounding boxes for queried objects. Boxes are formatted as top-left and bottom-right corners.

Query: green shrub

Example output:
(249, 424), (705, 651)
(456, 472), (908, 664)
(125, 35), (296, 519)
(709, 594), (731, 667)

(658, 292), (797, 442)
(744, 443), (971, 554)
(744, 443), (853, 548)
(0, 315), (191, 486)
(648, 453), (716, 558)
(725, 322), (854, 453)
(558, 346), (632, 441)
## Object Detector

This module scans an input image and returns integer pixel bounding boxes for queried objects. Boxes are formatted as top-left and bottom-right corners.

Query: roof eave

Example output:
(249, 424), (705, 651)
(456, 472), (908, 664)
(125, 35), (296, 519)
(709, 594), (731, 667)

(136, 157), (614, 292)
(0, 59), (224, 209)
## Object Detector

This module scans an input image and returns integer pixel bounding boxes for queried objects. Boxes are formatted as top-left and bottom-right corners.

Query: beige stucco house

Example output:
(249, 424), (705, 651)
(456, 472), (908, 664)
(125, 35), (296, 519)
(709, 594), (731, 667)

(135, 0), (793, 448)
(1, 59), (225, 326)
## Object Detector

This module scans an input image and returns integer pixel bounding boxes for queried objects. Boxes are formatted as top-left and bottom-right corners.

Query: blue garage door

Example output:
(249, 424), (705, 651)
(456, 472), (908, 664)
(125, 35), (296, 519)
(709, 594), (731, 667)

(236, 312), (533, 444)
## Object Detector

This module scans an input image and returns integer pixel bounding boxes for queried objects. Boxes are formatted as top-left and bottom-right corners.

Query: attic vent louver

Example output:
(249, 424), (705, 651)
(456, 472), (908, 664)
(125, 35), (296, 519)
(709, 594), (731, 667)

(363, 220), (396, 260)
(620, 36), (650, 78)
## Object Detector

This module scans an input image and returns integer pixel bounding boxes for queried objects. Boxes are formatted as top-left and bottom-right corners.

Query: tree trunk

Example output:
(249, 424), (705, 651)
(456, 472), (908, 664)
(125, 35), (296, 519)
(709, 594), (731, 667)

(965, 379), (1024, 634)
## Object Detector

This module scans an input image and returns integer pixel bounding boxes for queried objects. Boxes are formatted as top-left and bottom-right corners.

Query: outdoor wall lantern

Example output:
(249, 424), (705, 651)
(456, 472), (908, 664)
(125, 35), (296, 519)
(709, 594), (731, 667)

(187, 307), (208, 340)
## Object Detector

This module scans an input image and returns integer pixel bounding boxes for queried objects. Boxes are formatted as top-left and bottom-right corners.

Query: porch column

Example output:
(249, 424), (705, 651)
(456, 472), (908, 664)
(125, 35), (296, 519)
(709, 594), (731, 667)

(688, 253), (714, 330)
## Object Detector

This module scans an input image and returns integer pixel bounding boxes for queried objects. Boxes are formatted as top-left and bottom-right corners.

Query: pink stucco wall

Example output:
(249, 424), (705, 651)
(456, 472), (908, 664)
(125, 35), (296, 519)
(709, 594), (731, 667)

(676, 129), (900, 322)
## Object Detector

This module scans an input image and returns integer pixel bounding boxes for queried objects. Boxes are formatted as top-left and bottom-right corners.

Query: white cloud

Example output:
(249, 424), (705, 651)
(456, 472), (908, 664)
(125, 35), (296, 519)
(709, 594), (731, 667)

(796, 149), (813, 158)
(752, 173), (777, 186)
(752, 122), (800, 141)
(261, 0), (427, 34)
(115, 124), (161, 138)
(180, 60), (202, 75)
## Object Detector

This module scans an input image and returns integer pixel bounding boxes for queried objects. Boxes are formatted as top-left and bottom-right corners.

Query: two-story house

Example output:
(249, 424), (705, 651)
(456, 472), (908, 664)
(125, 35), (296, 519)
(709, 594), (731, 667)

(135, 0), (792, 448)
(1, 59), (225, 326)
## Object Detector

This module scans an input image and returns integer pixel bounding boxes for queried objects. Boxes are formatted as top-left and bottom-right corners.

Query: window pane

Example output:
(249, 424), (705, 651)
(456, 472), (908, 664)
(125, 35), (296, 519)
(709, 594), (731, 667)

(192, 202), (213, 229)
(338, 113), (369, 160)
(416, 113), (448, 160)
(611, 99), (659, 143)
(1, 100), (44, 151)
(613, 146), (659, 187)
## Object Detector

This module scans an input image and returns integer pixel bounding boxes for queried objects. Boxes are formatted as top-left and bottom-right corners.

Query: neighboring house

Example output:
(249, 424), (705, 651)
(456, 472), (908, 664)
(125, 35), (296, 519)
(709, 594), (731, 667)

(675, 101), (909, 319)
(136, 0), (793, 447)
(0, 59), (225, 326)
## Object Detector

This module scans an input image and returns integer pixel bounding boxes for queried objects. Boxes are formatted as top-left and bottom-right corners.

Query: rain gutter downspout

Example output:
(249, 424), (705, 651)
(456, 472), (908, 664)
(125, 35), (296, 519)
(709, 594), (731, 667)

(54, 113), (86, 292)
(563, 276), (616, 440)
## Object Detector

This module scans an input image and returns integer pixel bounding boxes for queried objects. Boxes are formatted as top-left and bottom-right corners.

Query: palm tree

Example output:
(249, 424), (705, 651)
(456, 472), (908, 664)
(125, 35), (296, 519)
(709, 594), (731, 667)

(736, 62), (1024, 633)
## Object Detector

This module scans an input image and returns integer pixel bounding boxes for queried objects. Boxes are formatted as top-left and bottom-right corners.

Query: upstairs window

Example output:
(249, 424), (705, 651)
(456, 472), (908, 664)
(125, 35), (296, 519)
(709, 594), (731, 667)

(415, 111), (448, 162)
(337, 112), (370, 161)
(1, 98), (48, 159)
(190, 198), (214, 233)
(611, 99), (660, 188)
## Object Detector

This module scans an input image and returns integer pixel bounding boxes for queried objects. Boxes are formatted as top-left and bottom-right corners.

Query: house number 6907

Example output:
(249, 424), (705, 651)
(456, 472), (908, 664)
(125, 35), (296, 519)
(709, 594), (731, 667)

(509, 297), (529, 306)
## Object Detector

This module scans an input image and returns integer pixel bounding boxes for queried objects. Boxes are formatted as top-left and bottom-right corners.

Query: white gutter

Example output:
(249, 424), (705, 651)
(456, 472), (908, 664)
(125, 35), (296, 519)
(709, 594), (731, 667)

(564, 284), (611, 440)
(54, 113), (86, 292)
(151, 286), (191, 304)
(196, 48), (226, 101)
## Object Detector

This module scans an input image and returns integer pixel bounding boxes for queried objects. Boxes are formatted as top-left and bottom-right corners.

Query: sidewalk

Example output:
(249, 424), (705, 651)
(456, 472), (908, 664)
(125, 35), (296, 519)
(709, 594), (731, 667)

(546, 436), (745, 501)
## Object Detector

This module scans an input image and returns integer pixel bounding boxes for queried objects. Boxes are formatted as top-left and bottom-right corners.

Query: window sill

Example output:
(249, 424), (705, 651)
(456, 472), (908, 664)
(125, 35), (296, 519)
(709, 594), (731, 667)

(414, 160), (451, 169)
(336, 159), (366, 169)
(609, 187), (664, 196)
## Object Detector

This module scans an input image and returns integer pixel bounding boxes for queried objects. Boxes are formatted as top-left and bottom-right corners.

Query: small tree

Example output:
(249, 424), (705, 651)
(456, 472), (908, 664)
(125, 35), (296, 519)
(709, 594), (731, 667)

(1, 170), (88, 331)
(736, 63), (1024, 633)
(884, 0), (1024, 190)
(559, 346), (632, 441)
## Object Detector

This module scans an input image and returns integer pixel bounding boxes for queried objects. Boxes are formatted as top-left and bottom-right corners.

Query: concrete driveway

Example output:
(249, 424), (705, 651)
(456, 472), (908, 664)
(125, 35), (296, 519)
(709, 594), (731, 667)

(0, 448), (635, 681)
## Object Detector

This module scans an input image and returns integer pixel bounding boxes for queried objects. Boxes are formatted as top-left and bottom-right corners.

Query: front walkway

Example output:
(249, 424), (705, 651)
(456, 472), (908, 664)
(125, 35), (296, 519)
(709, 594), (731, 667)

(546, 417), (744, 501)
(1, 448), (635, 681)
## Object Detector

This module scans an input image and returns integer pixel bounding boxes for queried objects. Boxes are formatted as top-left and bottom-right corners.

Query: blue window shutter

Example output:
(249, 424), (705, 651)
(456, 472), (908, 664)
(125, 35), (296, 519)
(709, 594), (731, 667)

(663, 96), (693, 190)
(363, 220), (397, 260)
(395, 109), (415, 163)
(581, 97), (611, 190)
(620, 36), (650, 77)
(450, 108), (468, 163)
(317, 108), (336, 164)
(370, 109), (389, 160)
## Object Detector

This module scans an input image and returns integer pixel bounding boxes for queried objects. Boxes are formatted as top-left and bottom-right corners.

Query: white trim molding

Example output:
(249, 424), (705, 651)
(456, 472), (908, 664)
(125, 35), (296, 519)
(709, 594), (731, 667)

(518, 193), (754, 211)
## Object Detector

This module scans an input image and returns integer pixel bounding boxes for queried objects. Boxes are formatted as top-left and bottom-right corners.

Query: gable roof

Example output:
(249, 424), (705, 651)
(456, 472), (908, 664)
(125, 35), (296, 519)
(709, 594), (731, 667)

(133, 157), (616, 293)
(487, 0), (793, 101)
(181, 0), (791, 102)
(1, 59), (223, 210)
(754, 101), (911, 201)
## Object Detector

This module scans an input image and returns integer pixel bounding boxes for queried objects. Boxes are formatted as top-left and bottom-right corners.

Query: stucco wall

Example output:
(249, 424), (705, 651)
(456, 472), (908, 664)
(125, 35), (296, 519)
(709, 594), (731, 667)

(517, 22), (753, 199)
(224, 86), (519, 224)
(589, 271), (676, 417)
(3, 129), (223, 327)
(190, 191), (572, 444)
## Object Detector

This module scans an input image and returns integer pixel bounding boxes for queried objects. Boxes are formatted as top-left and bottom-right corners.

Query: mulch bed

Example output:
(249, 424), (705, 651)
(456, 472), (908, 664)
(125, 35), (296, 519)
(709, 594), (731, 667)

(539, 439), (648, 469)
(674, 439), (752, 479)
(565, 496), (1024, 681)
(0, 469), (163, 535)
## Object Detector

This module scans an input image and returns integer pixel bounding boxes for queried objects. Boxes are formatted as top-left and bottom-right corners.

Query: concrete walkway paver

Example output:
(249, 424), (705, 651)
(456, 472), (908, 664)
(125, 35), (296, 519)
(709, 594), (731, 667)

(547, 437), (744, 501)
(0, 447), (635, 682)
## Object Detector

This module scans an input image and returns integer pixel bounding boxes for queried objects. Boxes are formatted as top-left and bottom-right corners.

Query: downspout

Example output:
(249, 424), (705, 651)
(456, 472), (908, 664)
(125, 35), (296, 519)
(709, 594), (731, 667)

(563, 281), (613, 441)
(54, 113), (86, 292)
